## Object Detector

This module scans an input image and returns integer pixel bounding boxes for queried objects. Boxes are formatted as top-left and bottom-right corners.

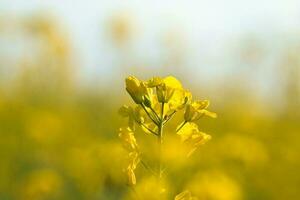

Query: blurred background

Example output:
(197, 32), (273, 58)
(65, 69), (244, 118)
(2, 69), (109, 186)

(0, 1), (300, 199)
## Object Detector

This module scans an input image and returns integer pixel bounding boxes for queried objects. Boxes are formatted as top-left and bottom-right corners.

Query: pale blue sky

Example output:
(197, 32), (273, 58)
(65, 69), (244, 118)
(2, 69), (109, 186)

(1, 0), (300, 99)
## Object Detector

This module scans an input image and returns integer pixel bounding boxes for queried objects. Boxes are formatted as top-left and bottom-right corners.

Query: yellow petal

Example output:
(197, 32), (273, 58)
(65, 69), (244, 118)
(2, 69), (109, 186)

(192, 100), (210, 110)
(126, 167), (136, 186)
(146, 77), (163, 87)
(177, 122), (198, 142)
(118, 127), (138, 151)
(118, 105), (132, 117)
(163, 76), (183, 89)
(199, 109), (217, 118)
(127, 151), (140, 169)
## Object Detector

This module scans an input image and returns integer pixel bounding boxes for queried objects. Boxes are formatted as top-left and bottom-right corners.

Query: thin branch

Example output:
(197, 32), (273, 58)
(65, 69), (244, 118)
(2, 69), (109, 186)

(176, 120), (187, 133)
(140, 160), (157, 176)
(141, 104), (159, 126)
(139, 123), (158, 136)
(163, 110), (176, 125)
(149, 106), (161, 122)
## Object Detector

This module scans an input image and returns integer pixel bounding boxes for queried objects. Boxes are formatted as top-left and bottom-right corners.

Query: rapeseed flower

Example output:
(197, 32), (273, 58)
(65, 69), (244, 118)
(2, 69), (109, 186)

(184, 100), (217, 122)
(119, 75), (216, 197)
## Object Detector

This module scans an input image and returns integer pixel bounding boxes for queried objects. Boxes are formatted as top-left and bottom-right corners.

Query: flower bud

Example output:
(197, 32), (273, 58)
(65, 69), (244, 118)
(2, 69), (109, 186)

(125, 76), (148, 104)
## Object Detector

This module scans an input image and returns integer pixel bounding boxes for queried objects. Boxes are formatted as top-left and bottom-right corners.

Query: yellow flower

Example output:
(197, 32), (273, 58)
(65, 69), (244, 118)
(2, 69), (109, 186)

(175, 190), (197, 200)
(124, 152), (140, 186)
(125, 76), (149, 104)
(118, 127), (138, 152)
(187, 132), (211, 157)
(119, 105), (144, 130)
(127, 151), (140, 170)
(145, 77), (163, 87)
(155, 76), (183, 103)
(177, 122), (211, 156)
(184, 100), (217, 122)
(168, 90), (192, 111)
(125, 167), (136, 186)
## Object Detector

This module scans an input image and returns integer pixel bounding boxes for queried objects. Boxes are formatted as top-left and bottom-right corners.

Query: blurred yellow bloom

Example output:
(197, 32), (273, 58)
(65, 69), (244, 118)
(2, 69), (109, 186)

(119, 105), (144, 130)
(19, 169), (62, 200)
(146, 77), (164, 87)
(175, 190), (197, 200)
(188, 170), (243, 200)
(125, 167), (136, 186)
(126, 76), (149, 104)
(177, 122), (211, 156)
(124, 151), (140, 186)
(118, 127), (138, 152)
(127, 151), (140, 169)
(184, 100), (217, 122)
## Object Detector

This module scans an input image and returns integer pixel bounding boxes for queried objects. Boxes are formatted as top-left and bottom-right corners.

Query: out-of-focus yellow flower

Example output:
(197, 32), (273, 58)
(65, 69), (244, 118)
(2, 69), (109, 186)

(124, 151), (140, 186)
(175, 190), (198, 200)
(177, 122), (211, 156)
(146, 77), (164, 87)
(125, 167), (136, 186)
(218, 133), (269, 167)
(188, 170), (243, 200)
(119, 127), (140, 186)
(118, 127), (138, 152)
(126, 76), (149, 105)
(108, 13), (133, 46)
(19, 169), (62, 200)
(124, 176), (169, 200)
(127, 151), (140, 169)
(119, 105), (144, 130)
(184, 100), (217, 122)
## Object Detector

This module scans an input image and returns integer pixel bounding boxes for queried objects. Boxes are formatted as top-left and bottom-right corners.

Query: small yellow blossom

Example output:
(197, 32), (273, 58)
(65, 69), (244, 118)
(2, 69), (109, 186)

(125, 167), (136, 186)
(124, 152), (140, 186)
(177, 122), (211, 156)
(145, 77), (164, 87)
(118, 127), (138, 152)
(184, 100), (217, 122)
(127, 151), (140, 169)
(119, 105), (144, 130)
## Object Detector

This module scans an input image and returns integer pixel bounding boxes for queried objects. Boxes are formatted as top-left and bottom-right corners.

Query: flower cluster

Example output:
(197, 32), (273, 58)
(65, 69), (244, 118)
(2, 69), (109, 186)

(118, 75), (216, 197)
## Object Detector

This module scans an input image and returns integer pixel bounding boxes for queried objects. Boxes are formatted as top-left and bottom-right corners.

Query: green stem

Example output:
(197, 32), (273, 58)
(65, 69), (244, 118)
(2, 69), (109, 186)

(141, 104), (159, 126)
(176, 120), (187, 133)
(141, 160), (157, 176)
(158, 102), (164, 179)
(139, 123), (158, 136)
(163, 110), (176, 125)
(149, 106), (160, 122)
